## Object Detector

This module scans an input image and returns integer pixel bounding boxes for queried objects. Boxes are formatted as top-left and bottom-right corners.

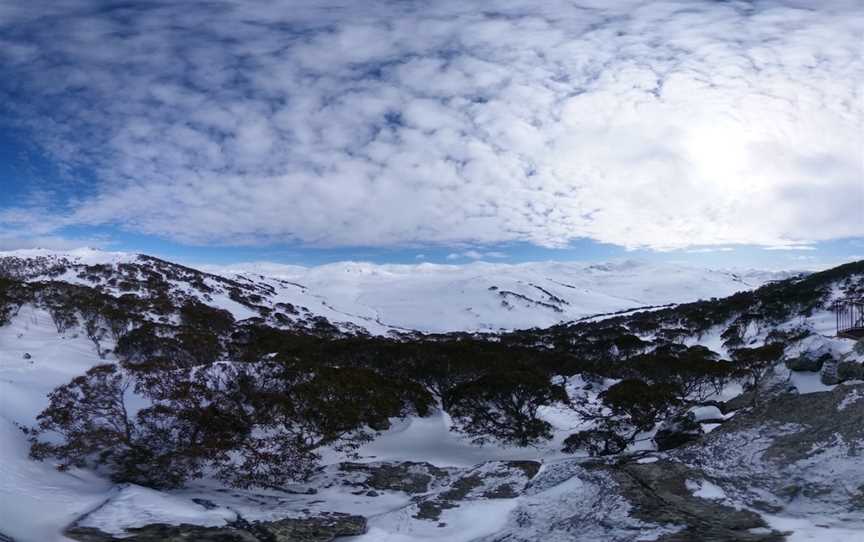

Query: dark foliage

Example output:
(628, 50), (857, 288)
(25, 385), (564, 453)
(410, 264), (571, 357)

(562, 427), (628, 456)
(626, 345), (733, 402)
(180, 301), (235, 334)
(730, 343), (785, 405)
(600, 379), (682, 431)
(30, 359), (433, 489)
(444, 370), (568, 447)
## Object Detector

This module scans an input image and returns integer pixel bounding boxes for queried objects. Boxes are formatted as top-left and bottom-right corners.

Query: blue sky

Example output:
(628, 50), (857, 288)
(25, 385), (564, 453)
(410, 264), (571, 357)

(0, 0), (861, 269)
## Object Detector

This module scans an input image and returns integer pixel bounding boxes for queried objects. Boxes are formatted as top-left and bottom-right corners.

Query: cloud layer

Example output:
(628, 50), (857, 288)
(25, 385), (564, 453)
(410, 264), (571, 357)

(1, 0), (861, 250)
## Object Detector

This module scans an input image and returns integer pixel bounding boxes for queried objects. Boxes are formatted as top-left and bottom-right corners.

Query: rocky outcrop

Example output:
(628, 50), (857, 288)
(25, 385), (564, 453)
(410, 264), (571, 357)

(61, 385), (864, 542)
(65, 524), (257, 542)
(64, 513), (367, 542)
(837, 361), (864, 382)
(784, 352), (830, 372)
(484, 384), (864, 541)
(336, 461), (449, 494)
(605, 461), (782, 542)
(413, 460), (541, 522)
(674, 383), (864, 530)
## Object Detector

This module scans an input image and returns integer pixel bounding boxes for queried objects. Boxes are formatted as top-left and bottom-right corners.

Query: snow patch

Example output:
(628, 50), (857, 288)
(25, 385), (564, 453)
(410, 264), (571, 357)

(761, 514), (864, 542)
(686, 479), (727, 500)
(690, 405), (724, 421)
(78, 485), (236, 534)
(789, 371), (836, 395)
(350, 499), (519, 542)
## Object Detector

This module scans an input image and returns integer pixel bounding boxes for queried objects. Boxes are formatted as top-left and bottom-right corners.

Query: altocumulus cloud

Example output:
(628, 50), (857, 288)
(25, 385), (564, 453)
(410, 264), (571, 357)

(0, 0), (861, 250)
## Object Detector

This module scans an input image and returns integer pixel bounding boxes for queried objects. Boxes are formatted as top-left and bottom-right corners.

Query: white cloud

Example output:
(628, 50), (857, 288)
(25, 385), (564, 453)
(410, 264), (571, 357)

(447, 250), (508, 260)
(1, 0), (862, 250)
(763, 245), (817, 251)
(686, 247), (735, 254)
(0, 233), (112, 252)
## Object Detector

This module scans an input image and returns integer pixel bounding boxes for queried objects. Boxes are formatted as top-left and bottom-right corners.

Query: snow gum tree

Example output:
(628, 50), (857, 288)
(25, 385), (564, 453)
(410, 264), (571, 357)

(444, 369), (568, 447)
(562, 378), (682, 457)
(29, 358), (433, 489)
(730, 343), (785, 406)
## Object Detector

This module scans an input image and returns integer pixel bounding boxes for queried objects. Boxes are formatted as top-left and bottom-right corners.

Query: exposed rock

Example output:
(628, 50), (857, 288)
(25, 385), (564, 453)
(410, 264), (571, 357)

(64, 513), (366, 542)
(477, 461), (681, 542)
(413, 460), (540, 521)
(57, 385), (864, 542)
(605, 461), (782, 542)
(837, 361), (864, 383)
(722, 390), (757, 412)
(57, 386), (864, 542)
(851, 485), (864, 511)
(713, 383), (864, 466)
(64, 524), (259, 542)
(821, 359), (840, 385)
(654, 412), (703, 451)
(336, 461), (449, 494)
(675, 383), (864, 529)
(784, 352), (830, 372)
(253, 514), (367, 542)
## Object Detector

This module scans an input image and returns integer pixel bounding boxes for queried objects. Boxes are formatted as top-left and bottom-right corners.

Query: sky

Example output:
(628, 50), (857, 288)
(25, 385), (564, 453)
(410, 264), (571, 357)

(0, 0), (862, 269)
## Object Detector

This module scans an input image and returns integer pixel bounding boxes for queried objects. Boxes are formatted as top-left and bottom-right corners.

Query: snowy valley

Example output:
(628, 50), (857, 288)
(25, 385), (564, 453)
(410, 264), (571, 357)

(0, 250), (862, 542)
(1, 248), (797, 334)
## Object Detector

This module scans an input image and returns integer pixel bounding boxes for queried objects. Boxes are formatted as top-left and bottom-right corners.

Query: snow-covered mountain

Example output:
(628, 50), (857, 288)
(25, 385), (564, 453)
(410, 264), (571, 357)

(0, 248), (796, 335)
(205, 259), (798, 333)
(2, 249), (862, 542)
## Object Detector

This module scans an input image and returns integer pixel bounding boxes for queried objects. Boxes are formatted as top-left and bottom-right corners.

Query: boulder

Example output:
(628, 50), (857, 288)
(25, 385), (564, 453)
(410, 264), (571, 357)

(837, 361), (864, 383)
(785, 352), (830, 372)
(654, 413), (703, 451)
(821, 359), (840, 385)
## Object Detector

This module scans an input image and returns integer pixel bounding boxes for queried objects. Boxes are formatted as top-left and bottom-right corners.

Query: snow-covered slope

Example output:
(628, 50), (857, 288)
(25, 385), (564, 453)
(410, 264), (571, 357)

(1, 249), (794, 334)
(0, 306), (115, 540)
(1, 250), (861, 542)
(205, 259), (795, 333)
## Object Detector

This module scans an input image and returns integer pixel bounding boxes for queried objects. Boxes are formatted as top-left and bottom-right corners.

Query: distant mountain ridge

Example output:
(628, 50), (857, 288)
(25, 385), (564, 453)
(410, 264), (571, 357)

(0, 248), (798, 334)
(205, 258), (802, 332)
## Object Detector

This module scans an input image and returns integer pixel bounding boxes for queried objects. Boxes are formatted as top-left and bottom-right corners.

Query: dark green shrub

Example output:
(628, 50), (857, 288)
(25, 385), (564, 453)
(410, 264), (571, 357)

(562, 428), (628, 456)
(180, 301), (235, 334)
(731, 343), (785, 405)
(445, 370), (568, 447)
(600, 379), (681, 431)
